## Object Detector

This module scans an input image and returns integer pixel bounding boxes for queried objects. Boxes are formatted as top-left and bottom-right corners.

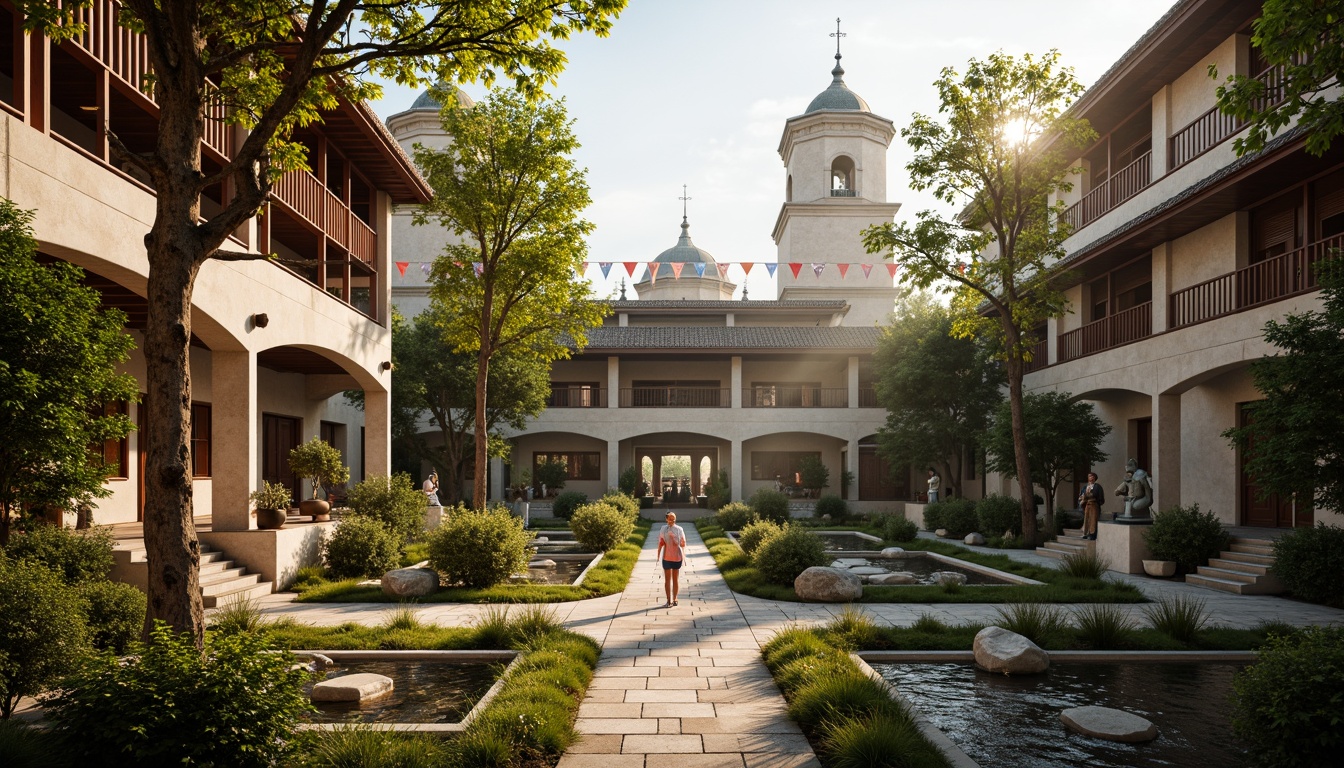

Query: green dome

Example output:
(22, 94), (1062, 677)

(648, 217), (718, 279)
(805, 58), (869, 114)
(410, 84), (474, 111)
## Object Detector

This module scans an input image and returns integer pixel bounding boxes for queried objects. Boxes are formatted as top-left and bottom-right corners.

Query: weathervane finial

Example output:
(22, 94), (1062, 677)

(830, 17), (845, 60)
(679, 184), (692, 221)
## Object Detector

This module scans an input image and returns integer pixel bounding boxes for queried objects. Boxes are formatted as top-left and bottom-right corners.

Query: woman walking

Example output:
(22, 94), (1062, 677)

(656, 512), (687, 608)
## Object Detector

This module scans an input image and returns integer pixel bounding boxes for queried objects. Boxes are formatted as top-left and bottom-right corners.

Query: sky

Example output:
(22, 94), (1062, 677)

(367, 0), (1177, 300)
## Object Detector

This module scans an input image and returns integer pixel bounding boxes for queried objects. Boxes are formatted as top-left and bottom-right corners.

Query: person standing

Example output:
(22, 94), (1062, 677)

(656, 512), (687, 608)
(422, 471), (440, 506)
(1079, 471), (1104, 540)
(926, 468), (941, 504)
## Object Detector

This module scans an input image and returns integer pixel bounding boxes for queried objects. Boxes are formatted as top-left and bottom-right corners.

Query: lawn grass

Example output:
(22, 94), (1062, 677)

(295, 520), (651, 604)
(696, 520), (1147, 604)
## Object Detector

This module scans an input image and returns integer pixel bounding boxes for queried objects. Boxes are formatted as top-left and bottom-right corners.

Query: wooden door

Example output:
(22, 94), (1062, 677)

(263, 414), (301, 501)
(1239, 405), (1312, 527)
(858, 447), (904, 500)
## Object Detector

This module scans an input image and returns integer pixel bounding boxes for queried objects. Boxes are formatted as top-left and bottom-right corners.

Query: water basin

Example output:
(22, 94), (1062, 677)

(301, 660), (500, 725)
(518, 554), (597, 584)
(834, 555), (1011, 585)
(815, 531), (885, 551)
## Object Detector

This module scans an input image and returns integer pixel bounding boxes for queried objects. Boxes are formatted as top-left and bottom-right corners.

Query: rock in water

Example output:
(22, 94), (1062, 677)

(931, 571), (967, 587)
(311, 673), (394, 702)
(868, 572), (918, 585)
(381, 567), (439, 598)
(879, 547), (905, 558)
(1061, 706), (1159, 742)
(794, 566), (863, 602)
(973, 626), (1050, 675)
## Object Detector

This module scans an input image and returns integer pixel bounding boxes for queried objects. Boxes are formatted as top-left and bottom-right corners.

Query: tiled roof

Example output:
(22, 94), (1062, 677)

(577, 325), (881, 351)
(609, 300), (847, 310)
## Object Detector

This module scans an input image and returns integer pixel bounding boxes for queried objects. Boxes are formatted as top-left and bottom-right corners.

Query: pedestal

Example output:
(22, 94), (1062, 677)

(905, 503), (929, 531)
(1095, 521), (1155, 574)
(425, 505), (445, 531)
(200, 521), (335, 590)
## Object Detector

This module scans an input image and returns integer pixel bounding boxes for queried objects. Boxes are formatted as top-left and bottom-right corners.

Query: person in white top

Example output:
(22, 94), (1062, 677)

(422, 471), (440, 506)
(926, 468), (941, 504)
(655, 512), (687, 608)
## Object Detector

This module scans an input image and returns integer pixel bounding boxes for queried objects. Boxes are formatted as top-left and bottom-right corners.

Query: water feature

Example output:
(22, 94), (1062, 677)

(816, 531), (884, 551)
(874, 662), (1247, 767)
(301, 660), (500, 725)
(830, 555), (1010, 586)
(519, 554), (597, 584)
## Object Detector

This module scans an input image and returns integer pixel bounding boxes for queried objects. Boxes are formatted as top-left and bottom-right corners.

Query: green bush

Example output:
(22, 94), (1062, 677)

(703, 470), (731, 510)
(534, 459), (568, 493)
(737, 519), (782, 556)
(977, 494), (1023, 537)
(750, 488), (792, 525)
(618, 465), (640, 496)
(798, 455), (831, 495)
(599, 490), (640, 520)
(570, 502), (635, 552)
(752, 525), (828, 586)
(47, 622), (310, 768)
(715, 502), (757, 530)
(922, 502), (943, 532)
(1272, 523), (1344, 608)
(297, 727), (444, 768)
(821, 711), (949, 768)
(1232, 626), (1344, 768)
(79, 580), (145, 654)
(552, 490), (588, 520)
(347, 473), (426, 543)
(883, 516), (919, 542)
(1074, 603), (1134, 649)
(2, 524), (114, 584)
(814, 494), (848, 519)
(323, 516), (401, 579)
(934, 498), (978, 538)
(1143, 503), (1229, 573)
(428, 506), (534, 588)
(0, 720), (66, 768)
(0, 559), (90, 717)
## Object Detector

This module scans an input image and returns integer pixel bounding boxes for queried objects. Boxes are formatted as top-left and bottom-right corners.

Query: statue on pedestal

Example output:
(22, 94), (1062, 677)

(1114, 458), (1154, 522)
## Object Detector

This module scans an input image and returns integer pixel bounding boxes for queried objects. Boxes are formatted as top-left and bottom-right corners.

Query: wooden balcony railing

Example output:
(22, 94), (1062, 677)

(620, 387), (729, 408)
(1168, 234), (1341, 329)
(858, 387), (879, 407)
(271, 169), (376, 264)
(1024, 337), (1050, 373)
(1062, 151), (1151, 232)
(1057, 302), (1152, 363)
(1169, 63), (1291, 170)
(743, 387), (850, 408)
(547, 387), (606, 408)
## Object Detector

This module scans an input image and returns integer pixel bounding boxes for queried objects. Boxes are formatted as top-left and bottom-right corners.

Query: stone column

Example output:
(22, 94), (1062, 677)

(731, 356), (742, 409)
(847, 437), (860, 500)
(652, 457), (662, 498)
(607, 441), (620, 492)
(1153, 393), (1182, 510)
(847, 356), (859, 408)
(730, 439), (743, 502)
(607, 356), (620, 409)
(489, 456), (505, 503)
(211, 351), (256, 531)
(1150, 85), (1172, 178)
(1047, 317), (1060, 365)
(364, 388), (390, 478)
(1151, 242), (1172, 333)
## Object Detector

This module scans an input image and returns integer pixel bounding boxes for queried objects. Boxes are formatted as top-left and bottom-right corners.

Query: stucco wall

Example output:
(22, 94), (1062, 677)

(1170, 34), (1241, 133)
(1170, 213), (1240, 293)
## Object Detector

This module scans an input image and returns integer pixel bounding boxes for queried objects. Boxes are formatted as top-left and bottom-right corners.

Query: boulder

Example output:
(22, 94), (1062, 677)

(794, 566), (863, 602)
(931, 571), (967, 587)
(964, 532), (986, 546)
(868, 572), (918, 585)
(380, 567), (439, 598)
(311, 673), (394, 702)
(879, 547), (906, 558)
(1061, 706), (1159, 743)
(935, 528), (949, 538)
(973, 626), (1050, 675)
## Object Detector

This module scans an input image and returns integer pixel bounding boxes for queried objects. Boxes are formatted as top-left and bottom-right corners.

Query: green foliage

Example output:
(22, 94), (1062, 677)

(347, 473), (426, 543)
(911, 612), (948, 634)
(570, 502), (634, 552)
(1, 524), (113, 584)
(617, 465), (640, 496)
(821, 711), (949, 768)
(0, 720), (66, 768)
(994, 603), (1069, 646)
(211, 594), (266, 636)
(288, 437), (349, 499)
(750, 488), (792, 525)
(79, 580), (145, 654)
(0, 558), (89, 717)
(824, 606), (880, 651)
(798, 455), (830, 494)
(883, 516), (919, 542)
(533, 458), (571, 497)
(715, 502), (757, 530)
(1232, 626), (1344, 768)
(47, 622), (310, 768)
(931, 498), (978, 538)
(0, 199), (136, 543)
(428, 506), (534, 588)
(814, 494), (848, 519)
(249, 480), (292, 512)
(976, 494), (1023, 538)
(922, 502), (944, 531)
(1272, 523), (1344, 607)
(323, 516), (402, 579)
(1074, 603), (1135, 649)
(296, 726), (445, 768)
(703, 470), (731, 510)
(1143, 503), (1230, 573)
(752, 525), (829, 586)
(1057, 550), (1110, 580)
(984, 390), (1110, 517)
(738, 519), (783, 556)
(599, 490), (639, 520)
(551, 490), (587, 520)
(1142, 595), (1210, 644)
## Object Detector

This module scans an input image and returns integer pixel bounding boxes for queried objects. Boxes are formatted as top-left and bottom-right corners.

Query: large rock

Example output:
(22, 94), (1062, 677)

(1061, 706), (1159, 742)
(964, 532), (986, 546)
(381, 567), (439, 598)
(312, 673), (394, 702)
(879, 547), (906, 558)
(794, 566), (863, 602)
(931, 571), (967, 587)
(974, 626), (1050, 675)
(868, 571), (918, 585)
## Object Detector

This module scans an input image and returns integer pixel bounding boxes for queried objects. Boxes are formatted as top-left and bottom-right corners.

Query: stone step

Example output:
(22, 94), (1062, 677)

(1207, 557), (1272, 576)
(199, 565), (249, 585)
(1035, 538), (1091, 560)
(1183, 572), (1253, 594)
(1194, 566), (1257, 585)
(1218, 550), (1275, 567)
(200, 572), (263, 599)
(203, 580), (274, 609)
(1229, 541), (1275, 557)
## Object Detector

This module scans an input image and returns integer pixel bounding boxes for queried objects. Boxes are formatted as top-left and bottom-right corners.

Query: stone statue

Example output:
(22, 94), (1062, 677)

(1115, 458), (1154, 520)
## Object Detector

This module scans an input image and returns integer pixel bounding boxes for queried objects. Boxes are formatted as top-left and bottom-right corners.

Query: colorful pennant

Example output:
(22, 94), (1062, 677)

(693, 263), (706, 278)
(811, 263), (825, 278)
(624, 262), (639, 277)
(670, 262), (685, 279)
(717, 263), (731, 279)
(765, 263), (777, 277)
(860, 263), (873, 279)
(788, 263), (803, 278)
(395, 261), (409, 276)
(837, 263), (849, 279)
(472, 262), (484, 277)
(598, 262), (612, 278)
(886, 263), (899, 278)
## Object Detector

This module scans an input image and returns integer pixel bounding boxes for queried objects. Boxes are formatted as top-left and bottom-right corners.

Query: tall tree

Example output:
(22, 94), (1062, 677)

(862, 51), (1095, 546)
(0, 199), (137, 545)
(391, 308), (550, 504)
(873, 292), (1002, 498)
(984, 390), (1110, 521)
(415, 89), (606, 506)
(1214, 0), (1343, 157)
(20, 0), (625, 646)
(1224, 258), (1344, 514)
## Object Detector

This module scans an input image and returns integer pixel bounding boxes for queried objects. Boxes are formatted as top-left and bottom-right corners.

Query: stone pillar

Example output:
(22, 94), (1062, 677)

(607, 356), (620, 409)
(847, 356), (860, 408)
(211, 351), (256, 531)
(1047, 317), (1060, 365)
(730, 439), (743, 501)
(1150, 85), (1172, 178)
(607, 441), (620, 492)
(364, 388), (390, 478)
(690, 453), (702, 496)
(652, 457), (662, 498)
(1151, 242), (1172, 333)
(489, 456), (505, 503)
(1153, 393), (1182, 510)
(731, 356), (742, 409)
(847, 437), (860, 500)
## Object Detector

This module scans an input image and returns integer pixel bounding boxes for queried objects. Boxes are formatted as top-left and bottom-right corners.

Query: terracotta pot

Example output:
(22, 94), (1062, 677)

(300, 498), (331, 521)
(256, 508), (287, 530)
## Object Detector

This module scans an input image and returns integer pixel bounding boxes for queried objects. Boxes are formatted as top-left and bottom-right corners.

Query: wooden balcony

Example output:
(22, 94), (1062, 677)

(1024, 337), (1050, 373)
(1168, 234), (1339, 330)
(1057, 302), (1152, 363)
(743, 387), (849, 408)
(1169, 63), (1291, 170)
(858, 387), (879, 407)
(1062, 151), (1151, 233)
(620, 387), (730, 408)
(547, 387), (606, 408)
(270, 169), (377, 265)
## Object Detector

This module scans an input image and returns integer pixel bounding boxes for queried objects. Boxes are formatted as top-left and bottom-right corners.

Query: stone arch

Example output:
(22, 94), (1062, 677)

(830, 154), (856, 195)
(786, 174), (793, 202)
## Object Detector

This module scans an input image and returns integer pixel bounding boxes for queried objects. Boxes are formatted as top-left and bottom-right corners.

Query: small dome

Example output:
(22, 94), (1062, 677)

(649, 217), (717, 278)
(410, 83), (475, 111)
(805, 58), (870, 114)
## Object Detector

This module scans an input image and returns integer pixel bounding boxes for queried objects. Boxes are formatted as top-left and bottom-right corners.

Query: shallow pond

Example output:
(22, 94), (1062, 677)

(832, 555), (1009, 585)
(874, 662), (1246, 768)
(815, 532), (884, 552)
(302, 660), (499, 724)
(519, 555), (596, 584)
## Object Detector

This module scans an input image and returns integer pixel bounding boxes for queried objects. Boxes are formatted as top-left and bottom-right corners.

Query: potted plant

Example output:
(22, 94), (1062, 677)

(534, 459), (568, 499)
(249, 481), (292, 530)
(515, 467), (533, 501)
(288, 438), (350, 522)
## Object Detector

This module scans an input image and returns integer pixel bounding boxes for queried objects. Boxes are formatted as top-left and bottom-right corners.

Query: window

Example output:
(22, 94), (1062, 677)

(751, 451), (820, 482)
(191, 403), (211, 478)
(1313, 169), (1344, 240)
(750, 382), (822, 407)
(549, 382), (602, 407)
(1112, 257), (1153, 313)
(534, 452), (601, 481)
(830, 155), (856, 197)
(1251, 193), (1301, 263)
(92, 401), (130, 480)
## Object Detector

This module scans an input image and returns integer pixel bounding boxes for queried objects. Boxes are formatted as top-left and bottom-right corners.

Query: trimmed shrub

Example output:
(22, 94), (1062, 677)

(752, 525), (828, 586)
(618, 465), (640, 496)
(599, 491), (640, 521)
(347, 473), (426, 543)
(977, 494), (1022, 537)
(750, 488), (792, 525)
(323, 516), (401, 579)
(1232, 626), (1344, 768)
(814, 494), (848, 519)
(2, 524), (114, 584)
(1272, 523), (1344, 608)
(47, 622), (310, 768)
(883, 516), (919, 543)
(0, 559), (90, 718)
(570, 502), (635, 552)
(1144, 503), (1229, 573)
(737, 519), (782, 556)
(703, 470), (731, 510)
(552, 491), (587, 520)
(715, 502), (757, 531)
(922, 502), (944, 532)
(428, 506), (534, 588)
(534, 459), (568, 494)
(936, 499), (979, 538)
(79, 580), (145, 654)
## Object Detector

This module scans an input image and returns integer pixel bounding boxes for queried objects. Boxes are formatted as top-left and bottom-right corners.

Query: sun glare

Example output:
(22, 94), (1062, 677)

(1000, 117), (1038, 147)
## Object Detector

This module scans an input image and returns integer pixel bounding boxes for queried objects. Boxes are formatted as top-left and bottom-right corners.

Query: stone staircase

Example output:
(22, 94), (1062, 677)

(1184, 537), (1285, 595)
(112, 541), (273, 608)
(1035, 528), (1094, 560)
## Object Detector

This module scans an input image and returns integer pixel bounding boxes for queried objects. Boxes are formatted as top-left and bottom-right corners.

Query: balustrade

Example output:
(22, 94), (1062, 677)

(1169, 63), (1291, 170)
(547, 387), (606, 408)
(620, 388), (730, 408)
(743, 387), (850, 408)
(1062, 151), (1151, 232)
(1057, 302), (1152, 363)
(1169, 234), (1340, 329)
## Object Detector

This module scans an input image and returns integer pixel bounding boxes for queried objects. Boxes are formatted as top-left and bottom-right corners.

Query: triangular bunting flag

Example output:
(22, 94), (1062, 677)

(581, 261), (590, 273)
(811, 263), (825, 278)
(717, 263), (730, 279)
(788, 263), (803, 279)
(649, 263), (658, 284)
(598, 262), (612, 278)
(743, 262), (756, 276)
(694, 263), (706, 278)
(472, 262), (484, 277)
(421, 263), (432, 275)
(837, 263), (850, 279)
(886, 263), (899, 278)
(671, 262), (685, 279)
(765, 263), (777, 277)
(624, 262), (638, 277)
(395, 261), (409, 276)
(860, 263), (873, 278)
(957, 261), (968, 275)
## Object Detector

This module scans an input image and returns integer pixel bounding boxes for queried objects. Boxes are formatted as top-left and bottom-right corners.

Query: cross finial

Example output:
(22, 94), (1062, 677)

(679, 184), (691, 220)
(830, 17), (845, 59)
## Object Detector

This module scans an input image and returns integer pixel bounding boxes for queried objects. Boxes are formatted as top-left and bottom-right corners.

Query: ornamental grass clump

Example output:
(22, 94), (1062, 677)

(428, 506), (534, 588)
(994, 603), (1069, 646)
(570, 501), (635, 551)
(1057, 549), (1110, 580)
(1141, 594), (1210, 644)
(1074, 603), (1135, 649)
(751, 524), (828, 586)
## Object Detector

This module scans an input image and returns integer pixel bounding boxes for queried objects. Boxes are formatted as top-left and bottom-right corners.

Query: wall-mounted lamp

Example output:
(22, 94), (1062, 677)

(380, 361), (393, 372)
(253, 313), (269, 328)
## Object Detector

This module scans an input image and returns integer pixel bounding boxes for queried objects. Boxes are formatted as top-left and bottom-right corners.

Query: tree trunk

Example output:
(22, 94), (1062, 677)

(473, 348), (490, 507)
(1004, 330), (1038, 547)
